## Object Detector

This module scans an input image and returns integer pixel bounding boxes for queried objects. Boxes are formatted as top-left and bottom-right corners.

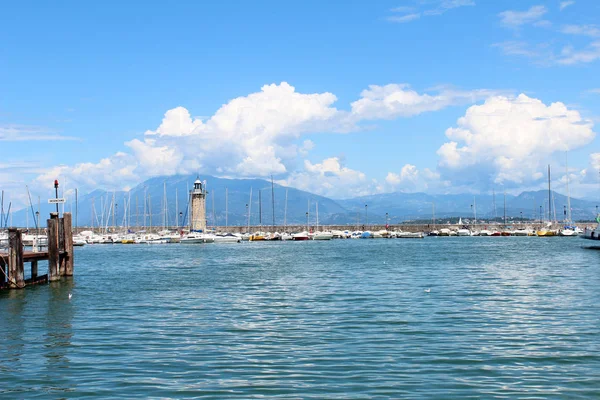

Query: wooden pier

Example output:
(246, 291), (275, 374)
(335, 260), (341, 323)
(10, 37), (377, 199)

(0, 212), (74, 290)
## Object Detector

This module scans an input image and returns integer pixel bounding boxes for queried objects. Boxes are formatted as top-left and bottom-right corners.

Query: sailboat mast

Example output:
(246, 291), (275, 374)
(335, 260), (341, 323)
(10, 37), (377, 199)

(148, 194), (152, 231)
(316, 202), (319, 232)
(493, 189), (497, 221)
(259, 190), (262, 229)
(248, 188), (252, 233)
(307, 199), (310, 232)
(548, 165), (552, 223)
(75, 188), (78, 230)
(212, 191), (215, 230)
(566, 152), (571, 223)
(271, 176), (275, 232)
(112, 192), (116, 230)
(163, 181), (167, 230)
(432, 201), (436, 228)
(284, 188), (288, 230)
(503, 190), (506, 225)
(175, 188), (178, 229)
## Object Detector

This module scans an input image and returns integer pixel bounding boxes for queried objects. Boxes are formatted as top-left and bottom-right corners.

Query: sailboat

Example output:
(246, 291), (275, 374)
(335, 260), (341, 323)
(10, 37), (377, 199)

(312, 202), (333, 240)
(560, 153), (578, 236)
(537, 165), (558, 237)
(249, 190), (266, 241)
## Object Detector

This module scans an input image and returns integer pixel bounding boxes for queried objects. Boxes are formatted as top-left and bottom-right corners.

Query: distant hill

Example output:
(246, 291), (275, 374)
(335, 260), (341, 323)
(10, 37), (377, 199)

(3, 175), (599, 228)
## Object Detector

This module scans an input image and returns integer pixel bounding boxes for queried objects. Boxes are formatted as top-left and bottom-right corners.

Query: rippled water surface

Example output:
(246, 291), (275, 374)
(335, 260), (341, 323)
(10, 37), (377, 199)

(2, 238), (600, 398)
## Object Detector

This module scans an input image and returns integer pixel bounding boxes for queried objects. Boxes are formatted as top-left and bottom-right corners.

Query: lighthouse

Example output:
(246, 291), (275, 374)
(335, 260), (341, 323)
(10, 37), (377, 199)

(189, 178), (207, 232)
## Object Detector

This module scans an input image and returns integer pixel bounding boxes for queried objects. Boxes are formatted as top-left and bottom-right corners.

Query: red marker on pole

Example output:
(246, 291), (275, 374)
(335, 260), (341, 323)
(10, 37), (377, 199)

(54, 180), (59, 214)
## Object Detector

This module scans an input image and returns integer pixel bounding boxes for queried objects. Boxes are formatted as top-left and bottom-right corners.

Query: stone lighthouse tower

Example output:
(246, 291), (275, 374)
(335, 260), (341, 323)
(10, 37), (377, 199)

(189, 178), (207, 232)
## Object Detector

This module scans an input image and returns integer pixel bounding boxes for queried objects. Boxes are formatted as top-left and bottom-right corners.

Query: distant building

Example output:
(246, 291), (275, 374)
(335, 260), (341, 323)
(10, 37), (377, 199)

(190, 179), (206, 232)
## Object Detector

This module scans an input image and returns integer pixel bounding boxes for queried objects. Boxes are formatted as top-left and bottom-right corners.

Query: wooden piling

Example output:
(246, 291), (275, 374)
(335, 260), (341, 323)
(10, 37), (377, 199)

(58, 215), (66, 276)
(8, 228), (24, 288)
(63, 213), (74, 276)
(47, 213), (60, 281)
(31, 260), (38, 280)
(0, 256), (5, 286)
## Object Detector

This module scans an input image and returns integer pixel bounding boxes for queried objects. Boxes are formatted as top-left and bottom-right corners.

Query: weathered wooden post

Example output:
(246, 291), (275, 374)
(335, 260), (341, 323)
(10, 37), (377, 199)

(31, 260), (38, 281)
(58, 215), (66, 276)
(63, 212), (74, 276)
(0, 256), (5, 286)
(8, 228), (24, 288)
(47, 213), (60, 281)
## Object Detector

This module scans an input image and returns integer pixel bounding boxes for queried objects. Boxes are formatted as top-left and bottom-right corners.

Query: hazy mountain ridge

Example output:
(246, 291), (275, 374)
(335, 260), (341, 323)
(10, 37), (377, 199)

(4, 174), (599, 228)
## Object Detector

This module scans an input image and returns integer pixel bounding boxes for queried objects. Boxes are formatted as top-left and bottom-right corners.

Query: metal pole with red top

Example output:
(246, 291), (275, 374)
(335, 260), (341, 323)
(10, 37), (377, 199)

(54, 180), (59, 214)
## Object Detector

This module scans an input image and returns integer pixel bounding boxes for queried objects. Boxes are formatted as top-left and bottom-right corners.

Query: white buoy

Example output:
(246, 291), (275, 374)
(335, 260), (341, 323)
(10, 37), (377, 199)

(424, 288), (431, 293)
(68, 293), (72, 300)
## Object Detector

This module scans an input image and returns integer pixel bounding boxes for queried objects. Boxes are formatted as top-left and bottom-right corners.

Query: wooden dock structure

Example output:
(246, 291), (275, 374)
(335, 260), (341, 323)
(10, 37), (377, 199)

(0, 212), (74, 290)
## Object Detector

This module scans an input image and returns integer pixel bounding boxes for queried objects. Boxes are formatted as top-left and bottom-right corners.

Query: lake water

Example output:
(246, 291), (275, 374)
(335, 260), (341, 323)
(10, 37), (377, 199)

(2, 237), (600, 398)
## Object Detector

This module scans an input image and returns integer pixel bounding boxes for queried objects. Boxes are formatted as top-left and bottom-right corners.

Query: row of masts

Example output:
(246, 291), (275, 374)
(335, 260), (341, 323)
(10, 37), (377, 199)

(0, 155), (591, 231)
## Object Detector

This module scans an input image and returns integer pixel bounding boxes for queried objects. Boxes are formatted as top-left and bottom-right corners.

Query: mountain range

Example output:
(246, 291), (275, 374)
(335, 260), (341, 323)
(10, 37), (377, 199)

(3, 174), (599, 228)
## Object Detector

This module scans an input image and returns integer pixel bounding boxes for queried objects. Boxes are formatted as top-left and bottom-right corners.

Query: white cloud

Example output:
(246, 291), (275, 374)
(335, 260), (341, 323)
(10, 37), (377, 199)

(350, 84), (499, 120)
(437, 94), (595, 188)
(387, 0), (473, 23)
(560, 1), (575, 11)
(32, 81), (498, 197)
(580, 152), (600, 184)
(557, 41), (600, 65)
(589, 88), (600, 94)
(498, 5), (547, 28)
(35, 152), (139, 191)
(423, 0), (475, 16)
(560, 24), (600, 37)
(282, 157), (378, 199)
(0, 124), (79, 141)
(387, 13), (421, 23)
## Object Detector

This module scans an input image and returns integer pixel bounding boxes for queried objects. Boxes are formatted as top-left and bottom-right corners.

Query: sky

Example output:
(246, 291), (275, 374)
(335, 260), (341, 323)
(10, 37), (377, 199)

(1, 0), (600, 207)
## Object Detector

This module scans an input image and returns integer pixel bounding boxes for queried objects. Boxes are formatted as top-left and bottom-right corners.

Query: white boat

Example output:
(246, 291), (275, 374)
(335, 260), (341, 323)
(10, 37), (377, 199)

(398, 231), (424, 239)
(180, 232), (215, 243)
(292, 231), (310, 241)
(513, 228), (533, 236)
(240, 233), (251, 241)
(559, 228), (578, 237)
(350, 231), (363, 239)
(312, 231), (333, 240)
(456, 228), (471, 236)
(22, 234), (48, 247)
(479, 229), (493, 236)
(582, 218), (600, 241)
(280, 232), (293, 241)
(214, 233), (241, 243)
(438, 228), (451, 236)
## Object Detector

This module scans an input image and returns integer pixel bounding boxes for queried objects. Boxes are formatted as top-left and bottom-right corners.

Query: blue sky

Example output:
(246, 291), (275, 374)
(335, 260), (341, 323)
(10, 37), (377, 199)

(1, 0), (600, 205)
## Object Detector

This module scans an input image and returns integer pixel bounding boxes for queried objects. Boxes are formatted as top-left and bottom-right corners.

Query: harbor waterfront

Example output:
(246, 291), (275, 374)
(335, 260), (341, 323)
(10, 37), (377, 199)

(2, 237), (600, 398)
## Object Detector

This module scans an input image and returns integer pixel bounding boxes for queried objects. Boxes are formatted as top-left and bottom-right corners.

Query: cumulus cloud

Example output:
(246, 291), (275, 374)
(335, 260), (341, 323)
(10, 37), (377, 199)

(580, 152), (600, 184)
(35, 152), (139, 191)
(282, 157), (379, 199)
(437, 94), (595, 188)
(350, 84), (498, 120)
(498, 5), (547, 28)
(32, 81), (498, 196)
